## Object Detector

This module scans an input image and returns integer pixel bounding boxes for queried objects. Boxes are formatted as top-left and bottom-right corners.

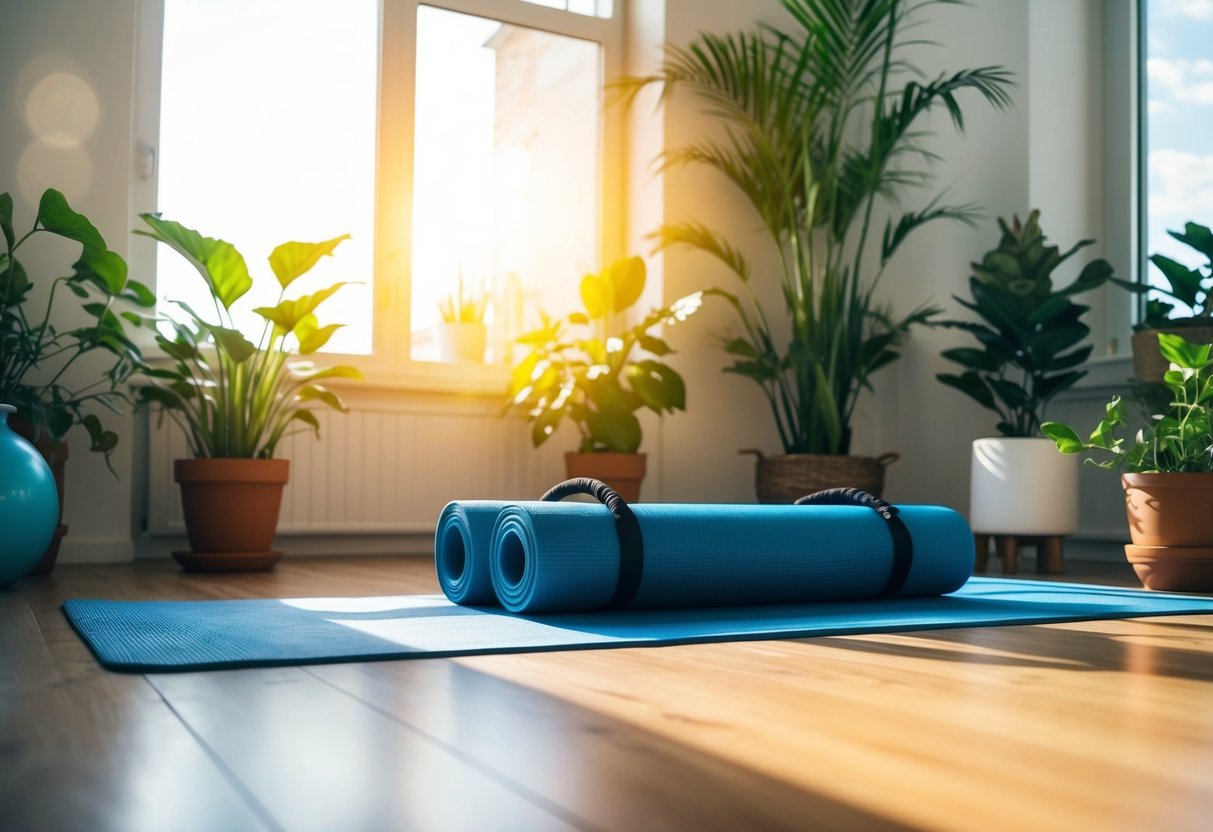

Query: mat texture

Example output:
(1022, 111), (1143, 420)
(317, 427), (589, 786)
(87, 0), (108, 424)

(438, 500), (975, 612)
(63, 578), (1213, 673)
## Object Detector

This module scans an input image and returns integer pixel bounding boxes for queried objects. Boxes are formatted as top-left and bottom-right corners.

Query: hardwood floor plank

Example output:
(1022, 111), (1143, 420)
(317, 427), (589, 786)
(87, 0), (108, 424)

(149, 666), (586, 832)
(0, 593), (58, 689)
(0, 673), (273, 832)
(309, 660), (909, 831)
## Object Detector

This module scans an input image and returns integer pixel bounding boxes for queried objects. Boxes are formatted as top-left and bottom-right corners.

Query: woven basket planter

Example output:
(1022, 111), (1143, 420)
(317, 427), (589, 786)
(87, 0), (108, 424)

(740, 449), (899, 503)
(1131, 324), (1213, 383)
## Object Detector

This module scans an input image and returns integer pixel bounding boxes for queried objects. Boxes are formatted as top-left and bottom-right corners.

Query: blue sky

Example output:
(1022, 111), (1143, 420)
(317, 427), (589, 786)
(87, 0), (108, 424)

(1145, 0), (1213, 296)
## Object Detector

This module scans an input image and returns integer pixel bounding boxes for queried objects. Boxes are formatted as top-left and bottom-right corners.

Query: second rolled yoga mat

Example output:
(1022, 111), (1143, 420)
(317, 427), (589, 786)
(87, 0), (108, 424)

(436, 499), (975, 613)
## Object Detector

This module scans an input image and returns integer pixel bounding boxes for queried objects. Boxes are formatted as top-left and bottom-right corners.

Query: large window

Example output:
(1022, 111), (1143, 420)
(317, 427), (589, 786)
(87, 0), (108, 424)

(154, 0), (621, 374)
(1142, 0), (1213, 315)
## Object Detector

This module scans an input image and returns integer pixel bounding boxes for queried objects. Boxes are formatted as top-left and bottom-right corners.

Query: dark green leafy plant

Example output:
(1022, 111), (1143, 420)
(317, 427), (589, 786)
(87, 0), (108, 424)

(0, 189), (154, 471)
(506, 256), (702, 453)
(613, 0), (1014, 455)
(937, 210), (1130, 437)
(135, 215), (362, 459)
(1042, 333), (1213, 473)
(1140, 220), (1213, 329)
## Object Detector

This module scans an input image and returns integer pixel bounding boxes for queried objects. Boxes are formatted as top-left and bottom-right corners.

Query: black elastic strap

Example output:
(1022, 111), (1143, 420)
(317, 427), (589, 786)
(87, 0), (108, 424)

(795, 487), (913, 598)
(540, 478), (644, 609)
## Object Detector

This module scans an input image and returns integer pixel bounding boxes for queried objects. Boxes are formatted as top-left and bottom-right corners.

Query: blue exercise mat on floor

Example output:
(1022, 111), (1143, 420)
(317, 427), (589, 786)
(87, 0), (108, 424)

(63, 578), (1213, 673)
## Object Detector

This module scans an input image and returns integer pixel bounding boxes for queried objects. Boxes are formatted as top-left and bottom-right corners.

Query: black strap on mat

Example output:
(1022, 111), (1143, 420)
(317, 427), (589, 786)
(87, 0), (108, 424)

(540, 478), (644, 609)
(795, 487), (913, 598)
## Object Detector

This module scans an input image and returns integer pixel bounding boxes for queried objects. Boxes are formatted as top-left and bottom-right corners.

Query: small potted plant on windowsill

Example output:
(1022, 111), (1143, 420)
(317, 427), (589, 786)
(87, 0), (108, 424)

(135, 214), (362, 571)
(1131, 220), (1213, 382)
(1043, 333), (1213, 592)
(937, 211), (1131, 570)
(434, 273), (489, 364)
(505, 255), (702, 501)
(1, 188), (154, 574)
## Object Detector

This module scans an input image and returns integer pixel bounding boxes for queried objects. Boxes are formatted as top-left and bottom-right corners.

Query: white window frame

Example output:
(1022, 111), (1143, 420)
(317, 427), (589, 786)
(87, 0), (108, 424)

(134, 0), (625, 395)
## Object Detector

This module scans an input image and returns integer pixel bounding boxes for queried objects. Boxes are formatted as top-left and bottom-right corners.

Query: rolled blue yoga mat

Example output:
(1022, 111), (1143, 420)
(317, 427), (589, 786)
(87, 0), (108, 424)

(434, 501), (510, 605)
(485, 500), (975, 614)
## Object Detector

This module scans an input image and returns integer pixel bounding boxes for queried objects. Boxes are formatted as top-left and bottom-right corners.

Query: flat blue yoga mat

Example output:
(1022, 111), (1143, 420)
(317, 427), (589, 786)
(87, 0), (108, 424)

(63, 578), (1213, 673)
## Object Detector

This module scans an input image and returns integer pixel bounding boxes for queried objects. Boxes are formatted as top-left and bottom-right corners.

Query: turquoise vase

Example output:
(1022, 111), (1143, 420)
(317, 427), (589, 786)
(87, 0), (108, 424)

(0, 404), (59, 587)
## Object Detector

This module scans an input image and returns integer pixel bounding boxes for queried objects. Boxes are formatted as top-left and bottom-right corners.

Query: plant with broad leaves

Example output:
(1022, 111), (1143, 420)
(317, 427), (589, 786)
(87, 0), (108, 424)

(0, 189), (154, 472)
(1140, 220), (1213, 329)
(135, 215), (362, 458)
(506, 256), (702, 453)
(1042, 333), (1213, 472)
(613, 0), (1014, 455)
(937, 210), (1134, 437)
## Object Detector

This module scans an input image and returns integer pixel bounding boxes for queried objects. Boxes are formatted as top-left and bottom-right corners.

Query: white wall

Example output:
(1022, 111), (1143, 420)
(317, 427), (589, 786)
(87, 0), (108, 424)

(0, 0), (143, 563)
(0, 0), (1130, 561)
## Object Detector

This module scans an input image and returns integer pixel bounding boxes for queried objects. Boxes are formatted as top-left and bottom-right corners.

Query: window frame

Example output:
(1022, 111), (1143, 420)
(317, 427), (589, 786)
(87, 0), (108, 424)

(136, 0), (626, 395)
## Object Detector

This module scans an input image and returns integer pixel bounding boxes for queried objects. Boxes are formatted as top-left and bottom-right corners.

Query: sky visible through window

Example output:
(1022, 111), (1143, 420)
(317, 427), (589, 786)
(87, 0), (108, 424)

(1144, 0), (1213, 310)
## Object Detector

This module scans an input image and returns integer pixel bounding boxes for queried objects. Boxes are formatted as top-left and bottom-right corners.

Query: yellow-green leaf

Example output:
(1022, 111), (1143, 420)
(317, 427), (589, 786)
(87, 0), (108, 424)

(295, 313), (344, 354)
(269, 234), (351, 290)
(254, 282), (350, 334)
(580, 272), (612, 320)
(138, 214), (251, 311)
(298, 385), (346, 412)
(607, 256), (645, 313)
(287, 362), (363, 382)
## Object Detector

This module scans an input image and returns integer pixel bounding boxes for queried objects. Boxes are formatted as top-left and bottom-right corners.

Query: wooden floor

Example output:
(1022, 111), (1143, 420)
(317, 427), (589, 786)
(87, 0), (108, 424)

(3, 556), (1212, 832)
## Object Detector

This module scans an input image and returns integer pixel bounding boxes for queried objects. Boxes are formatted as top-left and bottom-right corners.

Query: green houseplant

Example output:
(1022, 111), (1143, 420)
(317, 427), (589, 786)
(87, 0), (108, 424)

(936, 210), (1128, 570)
(135, 214), (362, 571)
(435, 272), (490, 364)
(615, 0), (1013, 500)
(505, 255), (702, 500)
(1, 188), (154, 572)
(1131, 220), (1213, 382)
(1042, 333), (1213, 591)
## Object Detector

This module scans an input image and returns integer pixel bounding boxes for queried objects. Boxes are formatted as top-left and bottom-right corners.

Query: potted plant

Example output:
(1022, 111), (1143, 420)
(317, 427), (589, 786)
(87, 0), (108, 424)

(614, 0), (1013, 501)
(434, 272), (489, 363)
(1131, 220), (1213, 382)
(135, 214), (361, 571)
(937, 211), (1130, 568)
(1042, 333), (1213, 591)
(1, 188), (154, 573)
(505, 255), (702, 501)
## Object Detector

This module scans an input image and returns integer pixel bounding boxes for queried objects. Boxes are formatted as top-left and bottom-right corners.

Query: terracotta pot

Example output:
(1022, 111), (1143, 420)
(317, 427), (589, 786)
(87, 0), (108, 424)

(1131, 325), (1213, 383)
(564, 452), (646, 502)
(740, 449), (899, 503)
(173, 458), (290, 571)
(1121, 472), (1213, 592)
(10, 417), (69, 575)
(1121, 472), (1213, 547)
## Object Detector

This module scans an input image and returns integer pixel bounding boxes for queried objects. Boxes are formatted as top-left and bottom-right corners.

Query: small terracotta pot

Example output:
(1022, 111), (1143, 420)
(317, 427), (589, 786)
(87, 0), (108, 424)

(174, 458), (290, 571)
(564, 452), (646, 502)
(1121, 472), (1213, 547)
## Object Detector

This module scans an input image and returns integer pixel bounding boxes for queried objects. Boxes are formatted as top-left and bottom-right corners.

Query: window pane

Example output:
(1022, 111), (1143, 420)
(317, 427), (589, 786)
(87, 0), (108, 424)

(411, 6), (601, 361)
(1143, 1), (1213, 317)
(519, 0), (614, 19)
(158, 0), (377, 354)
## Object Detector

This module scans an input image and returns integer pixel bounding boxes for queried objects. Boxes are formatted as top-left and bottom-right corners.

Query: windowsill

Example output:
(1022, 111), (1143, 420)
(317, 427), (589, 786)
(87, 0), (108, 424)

(328, 360), (510, 397)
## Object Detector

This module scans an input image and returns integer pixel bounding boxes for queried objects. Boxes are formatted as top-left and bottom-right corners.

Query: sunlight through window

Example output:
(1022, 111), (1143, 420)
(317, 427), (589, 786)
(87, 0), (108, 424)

(158, 0), (377, 354)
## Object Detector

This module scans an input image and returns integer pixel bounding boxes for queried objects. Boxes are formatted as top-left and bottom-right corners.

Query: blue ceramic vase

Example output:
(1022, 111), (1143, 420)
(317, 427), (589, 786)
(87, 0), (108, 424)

(0, 404), (59, 587)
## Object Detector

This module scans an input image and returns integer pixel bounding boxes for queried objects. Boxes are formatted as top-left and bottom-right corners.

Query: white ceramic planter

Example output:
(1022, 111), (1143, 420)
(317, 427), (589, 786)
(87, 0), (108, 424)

(434, 322), (487, 363)
(970, 436), (1078, 535)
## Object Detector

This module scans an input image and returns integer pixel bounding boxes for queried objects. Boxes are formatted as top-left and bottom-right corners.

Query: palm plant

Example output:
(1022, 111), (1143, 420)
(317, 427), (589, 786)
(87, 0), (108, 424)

(615, 0), (1013, 455)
